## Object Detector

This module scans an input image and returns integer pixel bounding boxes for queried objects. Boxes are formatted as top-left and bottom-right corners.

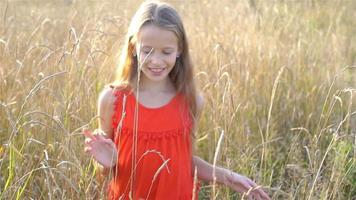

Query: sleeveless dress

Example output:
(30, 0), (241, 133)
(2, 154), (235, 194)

(107, 88), (198, 200)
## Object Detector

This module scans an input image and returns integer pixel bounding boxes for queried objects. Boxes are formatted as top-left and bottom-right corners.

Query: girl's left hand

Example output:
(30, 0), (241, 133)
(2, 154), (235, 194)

(224, 170), (271, 200)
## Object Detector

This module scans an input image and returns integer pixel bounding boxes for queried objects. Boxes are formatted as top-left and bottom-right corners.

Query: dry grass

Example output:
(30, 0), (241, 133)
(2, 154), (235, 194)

(0, 0), (355, 199)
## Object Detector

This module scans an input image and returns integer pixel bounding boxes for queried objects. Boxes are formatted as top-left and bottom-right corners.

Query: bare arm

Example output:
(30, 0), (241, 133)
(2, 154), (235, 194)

(192, 156), (227, 184)
(192, 94), (270, 200)
(97, 86), (117, 174)
(84, 86), (117, 182)
(97, 86), (116, 139)
(192, 156), (270, 200)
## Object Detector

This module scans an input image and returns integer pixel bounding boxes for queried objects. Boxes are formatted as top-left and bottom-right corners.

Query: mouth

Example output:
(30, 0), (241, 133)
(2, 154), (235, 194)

(148, 68), (166, 73)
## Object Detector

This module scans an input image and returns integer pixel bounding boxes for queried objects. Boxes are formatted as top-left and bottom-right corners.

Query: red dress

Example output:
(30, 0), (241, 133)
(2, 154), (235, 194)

(108, 88), (198, 200)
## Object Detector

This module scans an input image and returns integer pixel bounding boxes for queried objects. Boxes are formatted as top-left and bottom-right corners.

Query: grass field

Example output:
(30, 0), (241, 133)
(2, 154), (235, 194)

(0, 0), (355, 199)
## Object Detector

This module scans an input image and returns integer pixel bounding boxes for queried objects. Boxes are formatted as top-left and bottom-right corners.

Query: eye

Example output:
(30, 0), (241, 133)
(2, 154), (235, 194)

(141, 47), (153, 54)
(163, 50), (175, 55)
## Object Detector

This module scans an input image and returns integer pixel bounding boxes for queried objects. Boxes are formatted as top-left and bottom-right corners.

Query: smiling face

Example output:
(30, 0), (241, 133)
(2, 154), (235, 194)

(135, 24), (180, 84)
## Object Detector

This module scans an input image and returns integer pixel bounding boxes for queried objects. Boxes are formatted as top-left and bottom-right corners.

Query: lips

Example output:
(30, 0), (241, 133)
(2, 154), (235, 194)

(149, 68), (165, 73)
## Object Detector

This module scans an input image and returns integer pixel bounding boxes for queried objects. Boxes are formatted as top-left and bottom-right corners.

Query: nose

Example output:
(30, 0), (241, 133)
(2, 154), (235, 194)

(149, 52), (163, 65)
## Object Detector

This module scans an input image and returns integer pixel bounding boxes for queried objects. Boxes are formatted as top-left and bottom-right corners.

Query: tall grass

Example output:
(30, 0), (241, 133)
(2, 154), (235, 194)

(0, 0), (355, 199)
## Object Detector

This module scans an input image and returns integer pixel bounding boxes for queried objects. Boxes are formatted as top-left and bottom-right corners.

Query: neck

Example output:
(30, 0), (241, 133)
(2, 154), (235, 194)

(137, 76), (175, 93)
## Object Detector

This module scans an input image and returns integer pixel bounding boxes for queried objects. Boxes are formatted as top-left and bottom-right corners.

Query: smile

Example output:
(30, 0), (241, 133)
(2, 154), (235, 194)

(149, 68), (165, 73)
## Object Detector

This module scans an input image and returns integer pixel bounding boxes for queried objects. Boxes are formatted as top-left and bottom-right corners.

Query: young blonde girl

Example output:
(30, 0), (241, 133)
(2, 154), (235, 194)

(84, 1), (270, 199)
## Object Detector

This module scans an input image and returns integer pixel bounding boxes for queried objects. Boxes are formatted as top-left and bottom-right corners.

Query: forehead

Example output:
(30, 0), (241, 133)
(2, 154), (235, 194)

(137, 24), (178, 48)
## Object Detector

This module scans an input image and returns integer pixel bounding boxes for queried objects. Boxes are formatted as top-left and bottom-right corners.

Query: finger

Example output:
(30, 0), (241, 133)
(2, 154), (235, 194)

(85, 140), (96, 147)
(253, 193), (262, 200)
(103, 139), (116, 148)
(258, 188), (271, 200)
(242, 193), (252, 200)
(245, 180), (269, 200)
(83, 129), (96, 140)
(251, 186), (270, 200)
(85, 138), (93, 144)
(94, 129), (107, 137)
(109, 140), (117, 149)
(248, 185), (260, 200)
(96, 135), (114, 145)
(247, 178), (258, 188)
(97, 134), (109, 141)
(85, 137), (92, 143)
(257, 189), (269, 200)
(240, 180), (252, 192)
(247, 185), (262, 200)
(229, 174), (251, 191)
(84, 146), (92, 153)
(104, 137), (115, 144)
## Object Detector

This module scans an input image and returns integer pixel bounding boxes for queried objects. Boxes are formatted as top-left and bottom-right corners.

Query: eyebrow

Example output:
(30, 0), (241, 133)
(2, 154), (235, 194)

(141, 45), (176, 50)
(141, 46), (153, 50)
(163, 47), (175, 50)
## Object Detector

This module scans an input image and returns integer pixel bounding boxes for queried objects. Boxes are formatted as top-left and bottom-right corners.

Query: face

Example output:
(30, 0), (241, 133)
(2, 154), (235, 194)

(135, 24), (180, 83)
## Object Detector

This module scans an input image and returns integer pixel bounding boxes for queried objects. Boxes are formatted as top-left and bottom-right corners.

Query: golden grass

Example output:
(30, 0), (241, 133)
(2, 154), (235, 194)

(0, 0), (355, 199)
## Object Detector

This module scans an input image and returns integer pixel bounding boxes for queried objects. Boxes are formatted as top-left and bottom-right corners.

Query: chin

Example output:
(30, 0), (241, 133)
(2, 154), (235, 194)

(141, 70), (171, 82)
(147, 75), (169, 82)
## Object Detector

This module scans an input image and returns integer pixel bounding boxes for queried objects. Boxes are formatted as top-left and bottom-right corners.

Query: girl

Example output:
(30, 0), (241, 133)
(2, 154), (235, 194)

(84, 1), (271, 200)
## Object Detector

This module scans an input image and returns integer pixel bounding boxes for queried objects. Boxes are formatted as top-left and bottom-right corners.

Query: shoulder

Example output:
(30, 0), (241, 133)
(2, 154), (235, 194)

(99, 84), (129, 105)
(97, 85), (124, 137)
(98, 84), (128, 112)
(98, 86), (116, 108)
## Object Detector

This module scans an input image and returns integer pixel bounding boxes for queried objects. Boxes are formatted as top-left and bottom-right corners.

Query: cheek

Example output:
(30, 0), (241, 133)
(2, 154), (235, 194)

(138, 56), (145, 64)
(138, 54), (150, 65)
(167, 55), (178, 65)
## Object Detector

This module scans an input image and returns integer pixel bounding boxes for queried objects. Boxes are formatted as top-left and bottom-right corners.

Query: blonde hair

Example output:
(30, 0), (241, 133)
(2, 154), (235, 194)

(114, 1), (198, 127)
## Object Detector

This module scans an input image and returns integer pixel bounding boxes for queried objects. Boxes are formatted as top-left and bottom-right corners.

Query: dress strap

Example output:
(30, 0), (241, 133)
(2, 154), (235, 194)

(111, 86), (129, 140)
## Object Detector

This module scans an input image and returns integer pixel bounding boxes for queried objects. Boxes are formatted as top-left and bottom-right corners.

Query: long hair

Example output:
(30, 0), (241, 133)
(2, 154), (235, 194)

(114, 1), (198, 128)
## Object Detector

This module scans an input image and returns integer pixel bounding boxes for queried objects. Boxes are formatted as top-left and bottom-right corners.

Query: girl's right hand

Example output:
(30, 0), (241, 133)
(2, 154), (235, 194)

(84, 129), (118, 168)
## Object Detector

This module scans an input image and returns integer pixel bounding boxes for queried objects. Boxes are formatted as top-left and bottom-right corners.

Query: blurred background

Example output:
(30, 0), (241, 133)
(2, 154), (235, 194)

(0, 0), (355, 199)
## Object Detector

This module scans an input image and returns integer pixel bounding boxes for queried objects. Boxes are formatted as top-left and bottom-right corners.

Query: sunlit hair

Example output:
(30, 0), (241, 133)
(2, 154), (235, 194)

(114, 1), (198, 128)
